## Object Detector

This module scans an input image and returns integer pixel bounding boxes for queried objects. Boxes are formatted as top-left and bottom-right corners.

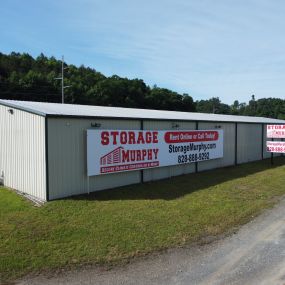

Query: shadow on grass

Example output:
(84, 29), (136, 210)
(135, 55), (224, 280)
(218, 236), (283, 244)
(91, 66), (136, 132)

(69, 157), (285, 202)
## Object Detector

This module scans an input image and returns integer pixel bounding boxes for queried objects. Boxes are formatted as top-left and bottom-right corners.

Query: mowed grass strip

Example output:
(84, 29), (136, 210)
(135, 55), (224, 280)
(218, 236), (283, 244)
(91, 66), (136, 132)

(1, 157), (285, 282)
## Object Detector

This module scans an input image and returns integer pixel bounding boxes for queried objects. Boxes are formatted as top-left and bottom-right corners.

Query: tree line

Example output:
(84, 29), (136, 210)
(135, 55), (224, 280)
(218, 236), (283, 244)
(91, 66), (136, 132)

(0, 52), (284, 119)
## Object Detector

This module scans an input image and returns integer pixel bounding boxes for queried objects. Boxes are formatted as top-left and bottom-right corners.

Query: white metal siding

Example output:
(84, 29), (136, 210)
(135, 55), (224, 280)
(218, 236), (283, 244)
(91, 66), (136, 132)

(46, 118), (280, 200)
(142, 121), (196, 182)
(237, 124), (262, 164)
(1, 99), (283, 202)
(198, 122), (235, 171)
(47, 118), (141, 200)
(0, 105), (46, 200)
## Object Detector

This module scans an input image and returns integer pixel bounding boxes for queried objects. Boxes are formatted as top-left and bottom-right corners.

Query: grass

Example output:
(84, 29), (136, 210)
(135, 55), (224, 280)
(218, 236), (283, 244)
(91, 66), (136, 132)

(1, 157), (285, 282)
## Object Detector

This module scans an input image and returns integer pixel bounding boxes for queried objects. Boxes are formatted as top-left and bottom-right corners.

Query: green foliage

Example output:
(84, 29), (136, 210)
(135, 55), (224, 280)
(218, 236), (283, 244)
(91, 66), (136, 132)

(196, 97), (231, 114)
(0, 51), (284, 118)
(0, 52), (195, 112)
(145, 87), (195, 111)
(196, 96), (285, 119)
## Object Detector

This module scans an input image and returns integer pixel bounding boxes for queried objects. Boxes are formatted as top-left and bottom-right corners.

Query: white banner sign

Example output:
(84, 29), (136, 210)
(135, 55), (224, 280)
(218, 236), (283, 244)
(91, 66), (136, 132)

(87, 129), (224, 176)
(266, 141), (285, 153)
(267, 125), (285, 139)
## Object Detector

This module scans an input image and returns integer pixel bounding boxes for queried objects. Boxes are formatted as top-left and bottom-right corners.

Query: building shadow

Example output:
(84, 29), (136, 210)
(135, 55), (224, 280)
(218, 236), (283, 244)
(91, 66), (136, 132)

(68, 157), (285, 202)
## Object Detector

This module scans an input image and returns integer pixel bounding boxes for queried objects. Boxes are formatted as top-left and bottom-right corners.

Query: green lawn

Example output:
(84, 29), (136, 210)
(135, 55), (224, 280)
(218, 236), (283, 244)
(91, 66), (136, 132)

(1, 157), (285, 282)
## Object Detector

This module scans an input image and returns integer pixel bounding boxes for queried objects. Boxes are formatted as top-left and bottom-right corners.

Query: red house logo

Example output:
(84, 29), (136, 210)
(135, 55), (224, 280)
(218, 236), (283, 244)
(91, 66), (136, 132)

(100, 147), (123, 165)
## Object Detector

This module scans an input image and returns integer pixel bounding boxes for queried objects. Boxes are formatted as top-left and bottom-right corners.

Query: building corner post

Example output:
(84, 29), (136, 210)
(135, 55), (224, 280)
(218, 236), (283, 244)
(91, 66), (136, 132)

(45, 117), (50, 201)
(261, 124), (264, 160)
(235, 123), (238, 166)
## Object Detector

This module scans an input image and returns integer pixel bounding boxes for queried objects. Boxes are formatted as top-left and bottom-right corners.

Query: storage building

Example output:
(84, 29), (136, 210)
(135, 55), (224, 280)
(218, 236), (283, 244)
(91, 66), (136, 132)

(0, 99), (284, 202)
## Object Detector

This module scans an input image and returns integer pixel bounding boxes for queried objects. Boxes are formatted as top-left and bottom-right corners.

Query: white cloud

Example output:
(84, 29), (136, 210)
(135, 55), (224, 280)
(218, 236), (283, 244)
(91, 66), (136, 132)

(2, 0), (285, 103)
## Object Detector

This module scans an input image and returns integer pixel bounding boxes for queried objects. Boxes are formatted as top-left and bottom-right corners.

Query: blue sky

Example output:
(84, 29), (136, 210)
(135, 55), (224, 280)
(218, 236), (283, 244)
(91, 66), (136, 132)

(1, 0), (285, 104)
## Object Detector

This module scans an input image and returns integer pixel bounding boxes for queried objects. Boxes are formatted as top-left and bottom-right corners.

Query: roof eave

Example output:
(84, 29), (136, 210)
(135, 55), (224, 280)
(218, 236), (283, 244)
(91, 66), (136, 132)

(45, 114), (285, 124)
(0, 100), (47, 117)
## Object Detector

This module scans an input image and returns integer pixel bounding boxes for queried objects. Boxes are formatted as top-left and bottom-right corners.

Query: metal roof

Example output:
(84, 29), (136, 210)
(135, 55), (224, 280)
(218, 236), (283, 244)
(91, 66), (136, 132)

(0, 99), (285, 124)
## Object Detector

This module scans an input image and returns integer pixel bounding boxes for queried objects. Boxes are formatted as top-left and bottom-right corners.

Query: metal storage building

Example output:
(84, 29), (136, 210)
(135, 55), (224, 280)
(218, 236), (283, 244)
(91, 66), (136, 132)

(0, 99), (284, 202)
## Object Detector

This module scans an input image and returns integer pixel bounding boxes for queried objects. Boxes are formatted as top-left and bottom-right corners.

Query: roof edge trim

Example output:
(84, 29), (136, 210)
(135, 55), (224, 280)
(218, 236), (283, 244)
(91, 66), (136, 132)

(0, 100), (47, 117)
(46, 114), (284, 124)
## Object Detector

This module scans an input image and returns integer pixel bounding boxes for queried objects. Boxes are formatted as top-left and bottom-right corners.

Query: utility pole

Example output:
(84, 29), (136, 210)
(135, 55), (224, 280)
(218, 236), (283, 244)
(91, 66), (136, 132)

(55, 55), (70, 104)
(61, 55), (64, 104)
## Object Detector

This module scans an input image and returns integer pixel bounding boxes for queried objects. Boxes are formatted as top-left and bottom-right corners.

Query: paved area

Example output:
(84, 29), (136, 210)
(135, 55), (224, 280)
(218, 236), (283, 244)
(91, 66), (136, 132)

(19, 199), (285, 285)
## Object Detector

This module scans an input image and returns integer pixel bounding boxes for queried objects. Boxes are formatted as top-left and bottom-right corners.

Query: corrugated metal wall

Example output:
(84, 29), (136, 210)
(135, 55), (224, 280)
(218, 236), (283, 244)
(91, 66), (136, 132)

(263, 124), (271, 159)
(237, 124), (263, 163)
(0, 105), (46, 200)
(47, 118), (141, 200)
(47, 119), (199, 199)
(142, 120), (196, 182)
(47, 119), (278, 200)
(0, 105), (282, 202)
(198, 122), (236, 171)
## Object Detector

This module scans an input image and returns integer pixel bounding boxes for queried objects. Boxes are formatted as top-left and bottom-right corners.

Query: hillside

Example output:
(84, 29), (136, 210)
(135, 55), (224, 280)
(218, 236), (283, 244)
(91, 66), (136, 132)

(0, 52), (284, 119)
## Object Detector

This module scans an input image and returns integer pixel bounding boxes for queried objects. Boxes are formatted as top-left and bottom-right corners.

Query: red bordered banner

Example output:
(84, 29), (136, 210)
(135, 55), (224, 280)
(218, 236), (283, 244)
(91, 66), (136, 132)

(87, 129), (224, 176)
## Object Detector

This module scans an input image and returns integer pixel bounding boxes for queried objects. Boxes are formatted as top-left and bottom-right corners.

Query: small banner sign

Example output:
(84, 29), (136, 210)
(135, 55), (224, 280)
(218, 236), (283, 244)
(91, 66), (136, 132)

(267, 125), (285, 139)
(266, 141), (285, 153)
(87, 129), (224, 176)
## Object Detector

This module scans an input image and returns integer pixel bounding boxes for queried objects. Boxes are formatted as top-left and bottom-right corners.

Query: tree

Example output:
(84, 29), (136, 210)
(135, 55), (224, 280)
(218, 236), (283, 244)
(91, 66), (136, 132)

(196, 97), (230, 114)
(0, 51), (284, 119)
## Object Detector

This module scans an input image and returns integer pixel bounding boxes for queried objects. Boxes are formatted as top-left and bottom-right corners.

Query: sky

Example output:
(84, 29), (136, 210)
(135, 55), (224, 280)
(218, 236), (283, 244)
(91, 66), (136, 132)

(1, 0), (285, 104)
